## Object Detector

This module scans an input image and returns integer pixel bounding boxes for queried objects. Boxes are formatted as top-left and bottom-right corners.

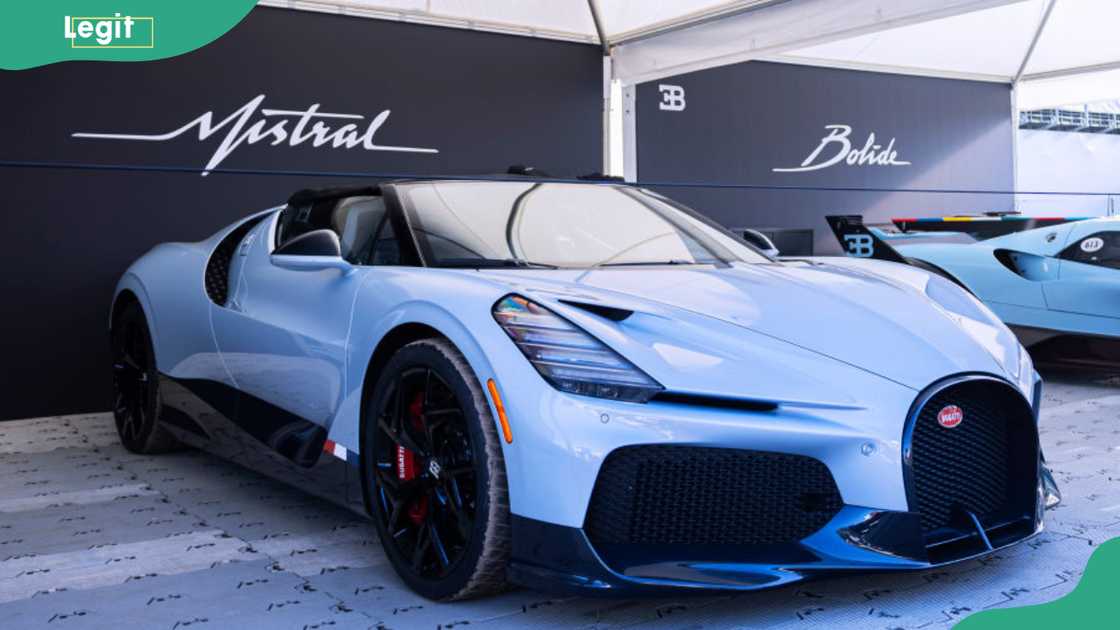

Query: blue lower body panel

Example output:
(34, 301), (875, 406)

(508, 502), (1046, 595)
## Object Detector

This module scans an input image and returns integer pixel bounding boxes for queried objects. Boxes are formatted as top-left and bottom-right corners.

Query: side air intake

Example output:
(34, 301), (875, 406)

(585, 445), (842, 550)
(205, 216), (265, 306)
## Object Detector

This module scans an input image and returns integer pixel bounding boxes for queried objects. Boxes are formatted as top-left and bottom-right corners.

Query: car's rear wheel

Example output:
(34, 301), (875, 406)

(110, 302), (179, 454)
(363, 338), (510, 600)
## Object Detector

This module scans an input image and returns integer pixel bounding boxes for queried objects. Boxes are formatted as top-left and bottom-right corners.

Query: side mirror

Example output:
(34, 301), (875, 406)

(742, 229), (780, 257)
(270, 229), (354, 273)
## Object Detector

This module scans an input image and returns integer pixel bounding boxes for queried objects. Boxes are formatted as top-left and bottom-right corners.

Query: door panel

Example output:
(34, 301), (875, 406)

(212, 216), (365, 427)
(1043, 230), (1120, 320)
(1045, 260), (1120, 320)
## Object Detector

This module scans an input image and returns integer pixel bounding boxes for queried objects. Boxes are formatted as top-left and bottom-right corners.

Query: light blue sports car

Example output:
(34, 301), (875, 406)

(827, 215), (1119, 368)
(111, 178), (1058, 600)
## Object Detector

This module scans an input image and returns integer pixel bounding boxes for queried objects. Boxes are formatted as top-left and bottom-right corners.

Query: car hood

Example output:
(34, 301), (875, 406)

(478, 261), (1020, 394)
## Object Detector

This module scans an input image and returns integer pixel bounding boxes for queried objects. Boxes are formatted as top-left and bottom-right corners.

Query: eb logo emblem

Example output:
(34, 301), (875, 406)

(658, 84), (686, 111)
(843, 234), (874, 258)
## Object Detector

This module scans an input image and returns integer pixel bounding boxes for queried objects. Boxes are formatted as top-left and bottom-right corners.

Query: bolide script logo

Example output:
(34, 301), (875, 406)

(937, 405), (963, 429)
(774, 124), (911, 173)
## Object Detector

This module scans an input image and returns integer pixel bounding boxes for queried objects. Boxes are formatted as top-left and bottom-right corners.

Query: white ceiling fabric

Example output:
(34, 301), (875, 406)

(258, 0), (598, 41)
(1024, 0), (1120, 76)
(261, 0), (1120, 106)
(609, 0), (1025, 84)
(773, 1), (1045, 81)
(775, 0), (1120, 87)
(257, 0), (765, 43)
(700, 0), (1120, 107)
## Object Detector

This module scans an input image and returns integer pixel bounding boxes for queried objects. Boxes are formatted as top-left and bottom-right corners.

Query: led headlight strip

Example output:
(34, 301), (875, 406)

(492, 295), (663, 403)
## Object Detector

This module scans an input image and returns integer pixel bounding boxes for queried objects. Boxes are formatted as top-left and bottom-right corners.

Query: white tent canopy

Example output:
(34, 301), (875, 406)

(257, 0), (778, 45)
(263, 0), (1120, 108)
(773, 0), (1120, 109)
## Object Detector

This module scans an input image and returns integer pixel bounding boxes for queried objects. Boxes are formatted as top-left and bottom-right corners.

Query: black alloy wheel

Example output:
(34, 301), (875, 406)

(365, 338), (510, 600)
(110, 302), (178, 454)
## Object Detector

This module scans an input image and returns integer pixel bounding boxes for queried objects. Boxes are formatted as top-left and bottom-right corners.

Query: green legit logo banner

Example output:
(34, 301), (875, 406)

(958, 536), (1120, 629)
(2, 1), (257, 70)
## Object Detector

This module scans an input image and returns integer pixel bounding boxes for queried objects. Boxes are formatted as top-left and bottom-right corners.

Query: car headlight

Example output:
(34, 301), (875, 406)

(492, 295), (663, 403)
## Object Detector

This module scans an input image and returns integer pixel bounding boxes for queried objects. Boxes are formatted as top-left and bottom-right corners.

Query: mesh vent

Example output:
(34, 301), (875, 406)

(909, 380), (1038, 535)
(205, 216), (265, 305)
(584, 445), (843, 547)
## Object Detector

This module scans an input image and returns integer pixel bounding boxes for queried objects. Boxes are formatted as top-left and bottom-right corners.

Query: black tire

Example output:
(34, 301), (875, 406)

(110, 302), (180, 454)
(362, 338), (510, 600)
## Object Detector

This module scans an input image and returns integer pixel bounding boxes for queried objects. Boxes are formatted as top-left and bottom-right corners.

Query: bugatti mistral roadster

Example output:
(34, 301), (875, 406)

(111, 177), (1059, 599)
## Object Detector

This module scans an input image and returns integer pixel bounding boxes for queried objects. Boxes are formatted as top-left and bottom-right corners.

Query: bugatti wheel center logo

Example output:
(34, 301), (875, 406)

(937, 405), (964, 429)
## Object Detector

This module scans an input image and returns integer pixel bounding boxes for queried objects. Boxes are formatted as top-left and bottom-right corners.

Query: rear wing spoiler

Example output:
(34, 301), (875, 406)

(825, 215), (909, 264)
(892, 215), (1090, 239)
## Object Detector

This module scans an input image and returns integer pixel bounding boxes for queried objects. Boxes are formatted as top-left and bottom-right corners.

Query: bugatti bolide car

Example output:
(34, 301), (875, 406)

(827, 215), (1119, 367)
(111, 178), (1059, 600)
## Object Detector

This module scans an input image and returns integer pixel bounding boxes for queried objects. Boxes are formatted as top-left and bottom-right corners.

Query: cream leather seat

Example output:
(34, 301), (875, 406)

(330, 196), (386, 263)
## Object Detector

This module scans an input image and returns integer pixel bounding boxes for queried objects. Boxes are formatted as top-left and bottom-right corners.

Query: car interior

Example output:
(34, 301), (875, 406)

(276, 193), (401, 265)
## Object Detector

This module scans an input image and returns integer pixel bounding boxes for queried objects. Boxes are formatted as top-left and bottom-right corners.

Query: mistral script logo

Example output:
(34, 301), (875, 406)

(71, 94), (439, 176)
(773, 124), (910, 173)
(64, 14), (154, 48)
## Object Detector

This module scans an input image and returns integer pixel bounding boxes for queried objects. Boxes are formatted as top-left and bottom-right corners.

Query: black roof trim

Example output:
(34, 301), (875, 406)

(286, 171), (632, 205)
(286, 185), (381, 206)
(507, 164), (551, 177)
(577, 172), (625, 182)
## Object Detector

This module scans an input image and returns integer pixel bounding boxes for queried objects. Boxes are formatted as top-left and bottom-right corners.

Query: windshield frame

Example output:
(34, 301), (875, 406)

(387, 180), (773, 270)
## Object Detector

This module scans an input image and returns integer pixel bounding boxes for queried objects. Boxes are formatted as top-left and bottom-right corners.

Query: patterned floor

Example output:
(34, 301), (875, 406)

(0, 370), (1117, 629)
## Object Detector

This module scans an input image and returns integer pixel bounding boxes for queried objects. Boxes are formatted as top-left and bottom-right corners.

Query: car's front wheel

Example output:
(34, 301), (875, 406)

(363, 338), (510, 600)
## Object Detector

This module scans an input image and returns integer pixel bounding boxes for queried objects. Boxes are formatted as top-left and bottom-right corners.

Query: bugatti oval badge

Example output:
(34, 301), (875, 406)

(937, 405), (963, 428)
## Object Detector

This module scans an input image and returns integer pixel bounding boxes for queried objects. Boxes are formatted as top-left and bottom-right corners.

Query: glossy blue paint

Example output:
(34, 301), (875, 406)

(883, 218), (1119, 340)
(113, 183), (1050, 592)
(509, 505), (1040, 595)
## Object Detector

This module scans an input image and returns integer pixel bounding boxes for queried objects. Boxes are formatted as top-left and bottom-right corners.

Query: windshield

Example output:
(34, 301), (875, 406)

(396, 181), (770, 268)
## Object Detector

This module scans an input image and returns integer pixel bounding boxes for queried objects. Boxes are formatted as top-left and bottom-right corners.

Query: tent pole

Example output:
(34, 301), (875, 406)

(1013, 0), (1057, 86)
(1022, 59), (1120, 82)
(1010, 84), (1020, 212)
(586, 0), (610, 56)
(1012, 0), (1056, 206)
(587, 0), (613, 174)
(601, 56), (614, 175)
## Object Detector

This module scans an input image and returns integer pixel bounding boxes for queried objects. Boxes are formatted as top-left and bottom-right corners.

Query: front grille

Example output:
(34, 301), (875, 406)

(584, 445), (843, 547)
(908, 379), (1038, 537)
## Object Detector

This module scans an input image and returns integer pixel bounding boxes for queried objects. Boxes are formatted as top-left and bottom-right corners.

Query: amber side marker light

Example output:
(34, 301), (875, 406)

(486, 378), (513, 444)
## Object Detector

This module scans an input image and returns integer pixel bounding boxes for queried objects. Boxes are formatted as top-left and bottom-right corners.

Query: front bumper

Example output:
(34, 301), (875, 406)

(499, 370), (1056, 594)
(509, 467), (1057, 595)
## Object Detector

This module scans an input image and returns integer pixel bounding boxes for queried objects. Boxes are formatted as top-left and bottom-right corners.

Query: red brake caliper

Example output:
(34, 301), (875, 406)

(395, 391), (428, 525)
